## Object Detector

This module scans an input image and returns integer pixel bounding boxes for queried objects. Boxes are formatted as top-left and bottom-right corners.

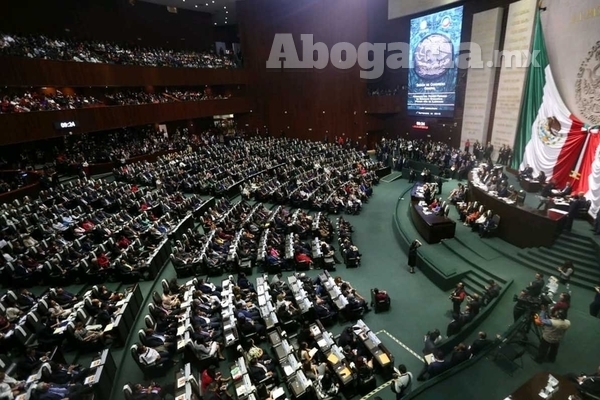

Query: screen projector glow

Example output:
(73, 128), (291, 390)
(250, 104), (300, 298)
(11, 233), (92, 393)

(407, 5), (464, 118)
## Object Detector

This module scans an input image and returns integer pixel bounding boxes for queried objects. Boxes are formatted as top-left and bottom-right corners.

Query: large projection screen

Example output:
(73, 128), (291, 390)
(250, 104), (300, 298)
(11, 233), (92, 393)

(407, 5), (464, 118)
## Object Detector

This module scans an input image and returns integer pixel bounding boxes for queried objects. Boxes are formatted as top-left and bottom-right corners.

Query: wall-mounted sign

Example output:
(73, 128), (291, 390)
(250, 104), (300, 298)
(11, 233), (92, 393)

(54, 120), (79, 130)
(412, 121), (429, 130)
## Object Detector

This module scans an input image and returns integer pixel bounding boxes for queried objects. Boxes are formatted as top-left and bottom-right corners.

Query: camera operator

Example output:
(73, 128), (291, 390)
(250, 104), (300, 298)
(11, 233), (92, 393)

(526, 273), (545, 297)
(513, 290), (533, 322)
(534, 306), (571, 363)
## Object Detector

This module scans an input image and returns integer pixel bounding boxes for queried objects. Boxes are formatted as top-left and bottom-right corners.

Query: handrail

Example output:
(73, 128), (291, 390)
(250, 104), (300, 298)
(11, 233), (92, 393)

(403, 316), (528, 399)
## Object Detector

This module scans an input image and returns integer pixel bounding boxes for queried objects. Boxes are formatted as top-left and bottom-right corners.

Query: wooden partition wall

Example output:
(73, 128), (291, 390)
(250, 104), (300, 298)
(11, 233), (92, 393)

(0, 57), (248, 87)
(0, 98), (254, 145)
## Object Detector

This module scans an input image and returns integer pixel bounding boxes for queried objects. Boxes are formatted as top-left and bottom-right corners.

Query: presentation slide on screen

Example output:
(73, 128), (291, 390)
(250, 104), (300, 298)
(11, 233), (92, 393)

(407, 5), (464, 118)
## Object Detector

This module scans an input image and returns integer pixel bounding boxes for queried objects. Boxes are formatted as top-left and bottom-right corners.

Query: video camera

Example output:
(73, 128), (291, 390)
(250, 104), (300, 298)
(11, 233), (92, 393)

(512, 292), (552, 312)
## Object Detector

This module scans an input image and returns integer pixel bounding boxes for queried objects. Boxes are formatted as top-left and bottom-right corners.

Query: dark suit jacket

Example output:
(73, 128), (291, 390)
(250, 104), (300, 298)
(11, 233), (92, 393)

(145, 335), (165, 347)
(249, 364), (269, 382)
(427, 360), (447, 377)
(469, 338), (492, 355)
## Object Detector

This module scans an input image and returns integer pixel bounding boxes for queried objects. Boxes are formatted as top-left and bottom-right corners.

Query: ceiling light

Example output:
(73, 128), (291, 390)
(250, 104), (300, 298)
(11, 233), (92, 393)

(214, 22), (217, 25)
(226, 11), (228, 13)
(195, 4), (198, 7)
(224, 6), (227, 8)
(205, 2), (208, 5)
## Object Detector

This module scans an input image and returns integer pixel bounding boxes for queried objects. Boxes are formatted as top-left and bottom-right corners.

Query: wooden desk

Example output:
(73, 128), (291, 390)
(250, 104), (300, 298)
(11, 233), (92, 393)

(409, 202), (456, 244)
(509, 372), (578, 400)
(468, 177), (565, 248)
(520, 179), (542, 193)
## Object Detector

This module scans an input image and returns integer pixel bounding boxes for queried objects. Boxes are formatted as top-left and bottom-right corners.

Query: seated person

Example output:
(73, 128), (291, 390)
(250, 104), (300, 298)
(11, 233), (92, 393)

(190, 336), (225, 360)
(482, 280), (500, 305)
(468, 331), (493, 356)
(417, 350), (447, 381)
(537, 170), (547, 185)
(448, 183), (465, 203)
(136, 344), (173, 366)
(33, 382), (93, 400)
(450, 343), (471, 367)
(519, 165), (534, 180)
(478, 212), (497, 236)
(372, 288), (390, 304)
(248, 357), (277, 383)
(131, 382), (176, 399)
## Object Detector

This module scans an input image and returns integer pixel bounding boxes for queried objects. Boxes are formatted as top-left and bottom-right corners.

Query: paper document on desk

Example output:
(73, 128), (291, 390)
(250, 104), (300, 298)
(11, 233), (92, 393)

(90, 359), (102, 368)
(116, 299), (126, 307)
(177, 326), (186, 336)
(378, 353), (390, 364)
(103, 323), (114, 333)
(283, 365), (293, 375)
(424, 353), (435, 365)
(327, 354), (339, 364)
(84, 375), (95, 385)
(53, 326), (67, 335)
(177, 339), (190, 349)
(177, 377), (186, 388)
(236, 385), (247, 396)
(86, 324), (102, 331)
(339, 367), (351, 378)
(308, 348), (318, 358)
(317, 339), (327, 348)
(272, 386), (285, 399)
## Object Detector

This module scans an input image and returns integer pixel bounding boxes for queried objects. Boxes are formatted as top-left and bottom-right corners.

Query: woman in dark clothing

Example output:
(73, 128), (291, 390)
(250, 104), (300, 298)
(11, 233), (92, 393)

(408, 240), (421, 274)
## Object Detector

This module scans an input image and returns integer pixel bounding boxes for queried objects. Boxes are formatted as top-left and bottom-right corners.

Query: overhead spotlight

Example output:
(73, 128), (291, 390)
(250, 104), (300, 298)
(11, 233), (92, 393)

(226, 11), (228, 13)
(224, 5), (227, 8)
(195, 4), (198, 7)
(214, 22), (217, 25)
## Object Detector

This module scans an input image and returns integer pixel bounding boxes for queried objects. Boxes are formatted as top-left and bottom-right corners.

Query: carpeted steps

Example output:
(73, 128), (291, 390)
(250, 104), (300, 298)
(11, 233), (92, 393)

(453, 233), (502, 261)
(441, 239), (508, 285)
(512, 251), (595, 291)
(537, 247), (598, 274)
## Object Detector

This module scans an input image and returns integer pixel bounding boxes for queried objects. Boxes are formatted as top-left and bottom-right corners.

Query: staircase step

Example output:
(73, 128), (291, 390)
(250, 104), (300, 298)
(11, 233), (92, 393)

(527, 250), (600, 282)
(517, 253), (595, 291)
(561, 231), (594, 242)
(461, 276), (484, 297)
(553, 238), (599, 258)
(463, 273), (490, 291)
(441, 239), (507, 284)
(548, 244), (598, 265)
(530, 250), (600, 278)
(453, 234), (502, 261)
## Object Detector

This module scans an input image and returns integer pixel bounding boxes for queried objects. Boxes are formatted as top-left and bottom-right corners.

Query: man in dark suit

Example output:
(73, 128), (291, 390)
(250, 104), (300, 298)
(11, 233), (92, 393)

(469, 332), (493, 356)
(34, 382), (93, 400)
(17, 348), (47, 378)
(538, 181), (556, 210)
(564, 193), (586, 232)
(248, 357), (276, 383)
(54, 288), (77, 305)
(419, 351), (447, 381)
(526, 273), (545, 297)
(559, 181), (573, 197)
(144, 328), (176, 354)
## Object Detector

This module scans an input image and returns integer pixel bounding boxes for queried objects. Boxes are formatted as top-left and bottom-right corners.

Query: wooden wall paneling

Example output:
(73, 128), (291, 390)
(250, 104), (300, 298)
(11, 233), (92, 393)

(0, 57), (249, 87)
(0, 98), (254, 145)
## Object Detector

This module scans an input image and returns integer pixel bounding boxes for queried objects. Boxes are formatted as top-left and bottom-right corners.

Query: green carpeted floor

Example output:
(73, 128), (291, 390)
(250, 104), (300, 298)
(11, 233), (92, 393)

(106, 175), (600, 400)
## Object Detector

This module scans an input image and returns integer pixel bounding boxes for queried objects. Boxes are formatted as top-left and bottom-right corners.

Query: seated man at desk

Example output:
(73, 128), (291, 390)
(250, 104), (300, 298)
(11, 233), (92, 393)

(237, 316), (267, 340)
(131, 382), (176, 400)
(144, 328), (177, 354)
(0, 370), (24, 399)
(33, 382), (94, 400)
(519, 165), (534, 180)
(249, 357), (278, 383)
(314, 297), (337, 320)
(137, 344), (175, 366)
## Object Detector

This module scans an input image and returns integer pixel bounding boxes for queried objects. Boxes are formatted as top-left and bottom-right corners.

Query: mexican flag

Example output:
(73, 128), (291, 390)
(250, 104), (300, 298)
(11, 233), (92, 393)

(513, 10), (586, 187)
